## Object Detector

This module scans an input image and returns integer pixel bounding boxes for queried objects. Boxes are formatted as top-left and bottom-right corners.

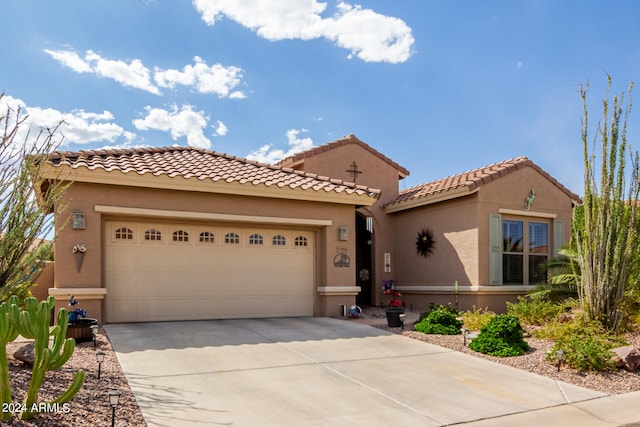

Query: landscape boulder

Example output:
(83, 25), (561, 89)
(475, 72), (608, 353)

(611, 345), (640, 372)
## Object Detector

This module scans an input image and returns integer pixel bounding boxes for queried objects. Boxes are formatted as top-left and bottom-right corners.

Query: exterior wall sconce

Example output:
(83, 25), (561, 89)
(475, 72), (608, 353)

(71, 212), (85, 230)
(338, 226), (348, 241)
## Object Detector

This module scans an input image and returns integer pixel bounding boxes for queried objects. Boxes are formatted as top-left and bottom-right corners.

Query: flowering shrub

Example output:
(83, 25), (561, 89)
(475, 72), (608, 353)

(68, 295), (87, 323)
(382, 280), (405, 307)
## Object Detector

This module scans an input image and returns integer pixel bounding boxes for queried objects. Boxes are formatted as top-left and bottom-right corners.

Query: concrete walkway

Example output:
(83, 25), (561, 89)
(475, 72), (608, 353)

(105, 317), (640, 426)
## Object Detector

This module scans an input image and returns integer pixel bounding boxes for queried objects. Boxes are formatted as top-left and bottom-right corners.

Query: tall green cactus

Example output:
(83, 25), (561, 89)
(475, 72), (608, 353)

(0, 296), (20, 421)
(10, 296), (85, 420)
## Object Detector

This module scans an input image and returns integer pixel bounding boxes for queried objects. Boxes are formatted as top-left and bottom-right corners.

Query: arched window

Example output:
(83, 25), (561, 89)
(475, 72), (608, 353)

(225, 232), (240, 244)
(172, 230), (189, 242)
(115, 227), (133, 240)
(199, 231), (215, 243)
(294, 236), (308, 247)
(249, 234), (264, 245)
(144, 228), (162, 241)
(272, 235), (286, 246)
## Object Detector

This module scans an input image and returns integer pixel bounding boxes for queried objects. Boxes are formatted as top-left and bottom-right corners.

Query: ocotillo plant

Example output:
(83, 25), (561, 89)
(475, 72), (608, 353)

(10, 296), (85, 420)
(0, 296), (20, 421)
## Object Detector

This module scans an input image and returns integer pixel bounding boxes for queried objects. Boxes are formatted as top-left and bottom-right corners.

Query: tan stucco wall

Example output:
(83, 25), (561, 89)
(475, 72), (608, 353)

(476, 166), (575, 286)
(52, 181), (363, 321)
(292, 142), (404, 306)
(388, 165), (576, 313)
(391, 194), (479, 287)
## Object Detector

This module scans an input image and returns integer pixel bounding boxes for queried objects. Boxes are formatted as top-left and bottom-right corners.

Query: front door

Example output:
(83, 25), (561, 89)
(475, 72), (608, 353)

(355, 214), (373, 306)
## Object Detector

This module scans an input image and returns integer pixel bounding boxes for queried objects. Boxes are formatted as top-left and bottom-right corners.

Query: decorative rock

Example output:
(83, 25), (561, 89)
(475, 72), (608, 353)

(13, 342), (35, 367)
(611, 345), (640, 372)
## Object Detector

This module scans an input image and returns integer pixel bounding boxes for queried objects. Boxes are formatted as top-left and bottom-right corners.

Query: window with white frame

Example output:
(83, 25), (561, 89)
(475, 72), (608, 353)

(199, 231), (215, 243)
(490, 214), (559, 286)
(225, 232), (240, 244)
(249, 233), (264, 245)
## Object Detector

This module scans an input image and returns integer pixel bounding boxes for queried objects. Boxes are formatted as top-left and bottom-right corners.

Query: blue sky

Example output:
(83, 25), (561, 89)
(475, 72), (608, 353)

(3, 1), (640, 195)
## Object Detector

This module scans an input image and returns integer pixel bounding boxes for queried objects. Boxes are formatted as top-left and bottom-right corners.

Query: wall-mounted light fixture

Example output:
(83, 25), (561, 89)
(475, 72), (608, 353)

(338, 226), (348, 241)
(71, 212), (85, 230)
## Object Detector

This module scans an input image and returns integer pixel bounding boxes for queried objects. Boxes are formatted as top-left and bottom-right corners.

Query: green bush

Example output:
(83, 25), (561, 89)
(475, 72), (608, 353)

(461, 306), (495, 331)
(506, 296), (561, 326)
(549, 337), (616, 372)
(418, 303), (458, 323)
(469, 314), (529, 357)
(415, 305), (463, 335)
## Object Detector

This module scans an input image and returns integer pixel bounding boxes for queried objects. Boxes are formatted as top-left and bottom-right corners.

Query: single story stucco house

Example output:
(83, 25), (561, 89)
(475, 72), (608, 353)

(35, 134), (579, 323)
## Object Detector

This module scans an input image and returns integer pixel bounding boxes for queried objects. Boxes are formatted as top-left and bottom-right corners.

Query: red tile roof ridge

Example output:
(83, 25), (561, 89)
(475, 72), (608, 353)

(46, 145), (381, 197)
(275, 133), (410, 178)
(384, 156), (578, 208)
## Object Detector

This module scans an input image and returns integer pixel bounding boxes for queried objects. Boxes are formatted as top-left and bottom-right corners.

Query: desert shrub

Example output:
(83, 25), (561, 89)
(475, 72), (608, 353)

(506, 296), (561, 326)
(469, 314), (529, 357)
(549, 336), (617, 372)
(415, 305), (463, 335)
(534, 317), (626, 345)
(461, 306), (495, 331)
(417, 303), (458, 323)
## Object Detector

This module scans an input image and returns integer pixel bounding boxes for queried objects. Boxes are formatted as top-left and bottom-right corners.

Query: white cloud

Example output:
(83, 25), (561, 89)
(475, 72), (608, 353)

(214, 120), (228, 136)
(44, 49), (247, 97)
(192, 0), (414, 63)
(43, 48), (92, 73)
(133, 104), (212, 149)
(155, 56), (246, 98)
(0, 95), (132, 146)
(86, 50), (160, 95)
(246, 128), (314, 163)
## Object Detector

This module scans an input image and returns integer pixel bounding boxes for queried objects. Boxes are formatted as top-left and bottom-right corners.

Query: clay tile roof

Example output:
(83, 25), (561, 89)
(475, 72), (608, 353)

(384, 156), (580, 209)
(276, 134), (410, 179)
(45, 146), (380, 199)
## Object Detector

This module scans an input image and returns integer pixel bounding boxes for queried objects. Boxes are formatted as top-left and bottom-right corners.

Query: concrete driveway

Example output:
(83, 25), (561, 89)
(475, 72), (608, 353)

(105, 317), (637, 426)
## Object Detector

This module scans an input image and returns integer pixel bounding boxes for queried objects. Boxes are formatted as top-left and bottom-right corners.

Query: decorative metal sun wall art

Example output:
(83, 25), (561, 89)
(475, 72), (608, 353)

(416, 227), (436, 258)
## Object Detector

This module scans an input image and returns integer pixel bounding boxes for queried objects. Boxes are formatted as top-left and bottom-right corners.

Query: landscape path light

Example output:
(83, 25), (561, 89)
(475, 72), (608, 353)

(556, 349), (566, 372)
(108, 389), (121, 427)
(96, 351), (105, 379)
(90, 324), (99, 349)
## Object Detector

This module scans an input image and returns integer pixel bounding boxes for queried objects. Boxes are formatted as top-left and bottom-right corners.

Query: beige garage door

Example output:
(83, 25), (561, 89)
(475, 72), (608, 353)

(104, 221), (314, 322)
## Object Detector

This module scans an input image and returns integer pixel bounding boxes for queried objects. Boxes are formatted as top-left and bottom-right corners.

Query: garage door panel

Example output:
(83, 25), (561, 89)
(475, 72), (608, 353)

(105, 221), (314, 322)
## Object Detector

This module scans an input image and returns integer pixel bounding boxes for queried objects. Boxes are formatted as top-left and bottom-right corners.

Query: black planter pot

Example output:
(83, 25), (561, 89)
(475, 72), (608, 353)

(66, 318), (98, 342)
(385, 308), (405, 328)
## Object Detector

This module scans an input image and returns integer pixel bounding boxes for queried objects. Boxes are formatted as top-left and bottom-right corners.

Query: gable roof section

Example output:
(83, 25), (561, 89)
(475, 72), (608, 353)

(40, 146), (380, 206)
(384, 156), (580, 213)
(276, 134), (410, 179)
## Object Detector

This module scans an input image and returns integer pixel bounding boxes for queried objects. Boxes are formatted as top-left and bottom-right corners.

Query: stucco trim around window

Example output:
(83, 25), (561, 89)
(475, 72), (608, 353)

(498, 208), (557, 219)
(94, 205), (333, 227)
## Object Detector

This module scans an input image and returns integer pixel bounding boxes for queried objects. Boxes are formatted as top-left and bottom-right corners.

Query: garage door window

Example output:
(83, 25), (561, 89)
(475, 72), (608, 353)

(294, 236), (308, 247)
(115, 227), (133, 240)
(172, 230), (189, 242)
(144, 229), (162, 241)
(272, 235), (286, 246)
(199, 231), (215, 243)
(249, 234), (263, 245)
(225, 232), (240, 244)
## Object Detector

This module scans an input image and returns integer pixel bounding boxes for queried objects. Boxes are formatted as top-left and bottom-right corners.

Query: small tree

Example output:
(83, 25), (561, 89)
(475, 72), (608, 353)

(575, 77), (640, 331)
(0, 94), (68, 301)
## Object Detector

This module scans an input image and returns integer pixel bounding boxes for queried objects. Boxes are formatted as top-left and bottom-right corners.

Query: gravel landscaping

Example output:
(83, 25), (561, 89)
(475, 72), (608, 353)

(3, 310), (640, 425)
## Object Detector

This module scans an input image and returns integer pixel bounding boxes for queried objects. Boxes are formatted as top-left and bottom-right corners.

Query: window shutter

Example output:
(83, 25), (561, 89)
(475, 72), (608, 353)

(489, 213), (502, 285)
(553, 219), (565, 256)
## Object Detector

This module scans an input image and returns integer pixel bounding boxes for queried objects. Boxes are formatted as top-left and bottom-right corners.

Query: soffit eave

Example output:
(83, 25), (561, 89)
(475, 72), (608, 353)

(40, 165), (380, 207)
(384, 186), (478, 213)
